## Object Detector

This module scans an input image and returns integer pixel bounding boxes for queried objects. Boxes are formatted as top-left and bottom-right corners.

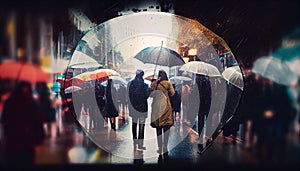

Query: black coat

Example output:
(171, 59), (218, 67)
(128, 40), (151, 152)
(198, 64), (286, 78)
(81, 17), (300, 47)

(196, 74), (212, 116)
(170, 88), (181, 113)
(127, 76), (149, 117)
(221, 82), (243, 136)
(95, 82), (106, 113)
(103, 83), (119, 118)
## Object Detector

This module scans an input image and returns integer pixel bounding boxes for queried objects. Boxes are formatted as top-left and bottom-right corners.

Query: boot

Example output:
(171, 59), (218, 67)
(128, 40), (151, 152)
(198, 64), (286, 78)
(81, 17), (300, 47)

(157, 147), (163, 155)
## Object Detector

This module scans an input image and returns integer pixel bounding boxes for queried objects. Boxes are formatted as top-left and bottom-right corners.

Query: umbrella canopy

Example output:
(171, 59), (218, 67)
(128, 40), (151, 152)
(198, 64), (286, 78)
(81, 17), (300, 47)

(133, 46), (185, 67)
(64, 86), (82, 94)
(287, 58), (300, 76)
(252, 56), (298, 86)
(169, 76), (192, 84)
(49, 58), (70, 73)
(222, 66), (244, 90)
(144, 75), (155, 81)
(0, 60), (49, 84)
(179, 61), (221, 77)
(73, 69), (120, 81)
(68, 51), (102, 69)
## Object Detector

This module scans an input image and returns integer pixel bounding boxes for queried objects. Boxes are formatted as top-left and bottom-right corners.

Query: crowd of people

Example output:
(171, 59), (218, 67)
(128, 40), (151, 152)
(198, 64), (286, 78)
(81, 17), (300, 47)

(65, 63), (300, 163)
(0, 64), (299, 165)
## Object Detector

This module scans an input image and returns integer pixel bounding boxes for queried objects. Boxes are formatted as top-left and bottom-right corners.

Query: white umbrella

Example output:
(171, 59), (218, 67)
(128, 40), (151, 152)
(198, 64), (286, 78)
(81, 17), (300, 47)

(48, 58), (70, 73)
(69, 51), (102, 69)
(287, 58), (300, 76)
(252, 56), (298, 86)
(222, 66), (244, 90)
(64, 86), (82, 94)
(179, 61), (221, 77)
(169, 76), (192, 84)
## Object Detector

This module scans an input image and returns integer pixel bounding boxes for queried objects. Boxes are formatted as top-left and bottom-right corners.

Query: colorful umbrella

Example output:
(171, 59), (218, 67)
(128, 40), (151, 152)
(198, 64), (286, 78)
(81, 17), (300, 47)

(73, 69), (120, 81)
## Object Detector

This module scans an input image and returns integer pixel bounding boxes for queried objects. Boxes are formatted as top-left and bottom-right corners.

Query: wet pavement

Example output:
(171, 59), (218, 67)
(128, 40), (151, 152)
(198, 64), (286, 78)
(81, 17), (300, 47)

(1, 109), (300, 171)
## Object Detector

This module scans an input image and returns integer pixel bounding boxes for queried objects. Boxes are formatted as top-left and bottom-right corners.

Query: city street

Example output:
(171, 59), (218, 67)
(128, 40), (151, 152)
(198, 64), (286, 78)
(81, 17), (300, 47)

(1, 107), (298, 171)
(0, 1), (300, 171)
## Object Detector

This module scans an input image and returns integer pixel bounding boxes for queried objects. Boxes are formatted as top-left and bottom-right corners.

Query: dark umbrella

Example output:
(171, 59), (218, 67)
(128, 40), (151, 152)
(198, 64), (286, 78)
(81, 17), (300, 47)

(133, 44), (185, 76)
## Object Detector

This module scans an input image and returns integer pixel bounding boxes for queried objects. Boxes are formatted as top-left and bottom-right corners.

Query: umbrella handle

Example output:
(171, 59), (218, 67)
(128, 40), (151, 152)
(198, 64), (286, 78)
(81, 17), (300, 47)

(15, 63), (25, 85)
(153, 41), (164, 77)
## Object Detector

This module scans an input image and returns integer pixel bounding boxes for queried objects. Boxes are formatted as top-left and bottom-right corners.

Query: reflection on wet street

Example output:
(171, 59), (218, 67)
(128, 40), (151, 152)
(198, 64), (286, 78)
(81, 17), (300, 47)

(1, 107), (298, 171)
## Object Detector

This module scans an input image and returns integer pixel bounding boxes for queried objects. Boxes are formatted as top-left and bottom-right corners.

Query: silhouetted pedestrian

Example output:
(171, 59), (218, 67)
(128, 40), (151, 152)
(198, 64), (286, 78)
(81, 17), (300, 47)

(36, 82), (56, 138)
(128, 69), (149, 151)
(103, 79), (119, 130)
(1, 81), (45, 165)
(195, 74), (212, 152)
(170, 84), (181, 123)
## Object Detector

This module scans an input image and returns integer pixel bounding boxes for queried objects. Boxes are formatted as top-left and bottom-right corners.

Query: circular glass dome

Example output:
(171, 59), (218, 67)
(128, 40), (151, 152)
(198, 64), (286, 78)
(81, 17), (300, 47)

(65, 11), (244, 160)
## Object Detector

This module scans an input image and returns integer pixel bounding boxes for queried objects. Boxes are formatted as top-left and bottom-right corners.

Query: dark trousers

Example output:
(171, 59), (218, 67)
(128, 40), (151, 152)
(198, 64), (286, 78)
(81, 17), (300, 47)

(132, 116), (146, 140)
(198, 113), (206, 141)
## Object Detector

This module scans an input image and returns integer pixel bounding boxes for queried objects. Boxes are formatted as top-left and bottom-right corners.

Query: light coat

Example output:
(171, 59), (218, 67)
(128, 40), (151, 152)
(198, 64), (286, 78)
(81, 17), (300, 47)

(150, 80), (175, 127)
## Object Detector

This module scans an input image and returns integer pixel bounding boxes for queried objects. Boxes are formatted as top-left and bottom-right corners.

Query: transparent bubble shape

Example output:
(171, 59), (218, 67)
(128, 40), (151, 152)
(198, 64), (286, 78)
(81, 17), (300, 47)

(65, 12), (244, 160)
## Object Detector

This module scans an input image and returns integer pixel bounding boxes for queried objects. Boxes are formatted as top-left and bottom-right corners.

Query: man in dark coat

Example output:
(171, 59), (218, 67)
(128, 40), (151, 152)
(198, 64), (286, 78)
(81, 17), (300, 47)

(128, 69), (150, 151)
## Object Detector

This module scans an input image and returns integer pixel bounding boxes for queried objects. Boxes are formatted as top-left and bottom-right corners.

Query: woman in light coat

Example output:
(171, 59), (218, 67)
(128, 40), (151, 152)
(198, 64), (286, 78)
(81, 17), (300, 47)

(150, 70), (175, 157)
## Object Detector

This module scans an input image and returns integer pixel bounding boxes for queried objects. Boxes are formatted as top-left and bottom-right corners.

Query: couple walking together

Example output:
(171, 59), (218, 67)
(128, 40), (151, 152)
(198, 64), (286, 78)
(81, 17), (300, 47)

(128, 69), (175, 156)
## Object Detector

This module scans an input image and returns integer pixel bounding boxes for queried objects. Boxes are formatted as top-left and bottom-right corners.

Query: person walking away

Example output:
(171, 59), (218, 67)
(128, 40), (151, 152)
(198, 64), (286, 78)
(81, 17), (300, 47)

(170, 84), (181, 123)
(51, 82), (63, 136)
(150, 70), (175, 160)
(181, 82), (190, 124)
(128, 69), (150, 151)
(195, 74), (212, 152)
(95, 78), (106, 129)
(1, 81), (45, 165)
(103, 79), (119, 130)
(36, 82), (57, 139)
(117, 84), (127, 127)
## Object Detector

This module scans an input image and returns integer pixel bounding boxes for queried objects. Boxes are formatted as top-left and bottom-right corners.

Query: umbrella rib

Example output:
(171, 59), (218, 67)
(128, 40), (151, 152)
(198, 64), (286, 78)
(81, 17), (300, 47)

(15, 63), (25, 84)
(153, 41), (164, 76)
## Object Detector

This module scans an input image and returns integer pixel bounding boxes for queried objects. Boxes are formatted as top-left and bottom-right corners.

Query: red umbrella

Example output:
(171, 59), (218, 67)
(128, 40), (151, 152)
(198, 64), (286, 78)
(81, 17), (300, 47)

(0, 60), (49, 84)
